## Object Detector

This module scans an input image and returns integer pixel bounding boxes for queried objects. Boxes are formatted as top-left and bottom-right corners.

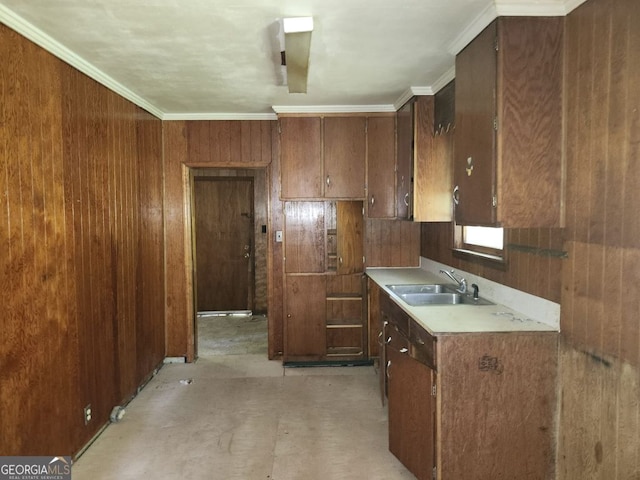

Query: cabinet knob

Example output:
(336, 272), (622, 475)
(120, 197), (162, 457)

(326, 175), (331, 187)
(287, 314), (291, 318)
(370, 195), (375, 206)
(453, 185), (460, 205)
(400, 347), (408, 354)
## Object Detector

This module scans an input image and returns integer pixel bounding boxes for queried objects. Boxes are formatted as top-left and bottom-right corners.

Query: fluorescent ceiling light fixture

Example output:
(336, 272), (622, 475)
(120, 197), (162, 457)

(280, 16), (313, 94)
(283, 17), (314, 33)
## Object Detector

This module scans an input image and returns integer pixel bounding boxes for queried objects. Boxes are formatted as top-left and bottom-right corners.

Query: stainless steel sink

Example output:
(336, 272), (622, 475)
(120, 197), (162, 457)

(386, 284), (454, 295)
(386, 284), (494, 306)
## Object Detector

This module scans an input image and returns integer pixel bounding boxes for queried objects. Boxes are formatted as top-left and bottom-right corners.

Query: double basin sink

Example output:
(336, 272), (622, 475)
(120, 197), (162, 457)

(386, 284), (494, 307)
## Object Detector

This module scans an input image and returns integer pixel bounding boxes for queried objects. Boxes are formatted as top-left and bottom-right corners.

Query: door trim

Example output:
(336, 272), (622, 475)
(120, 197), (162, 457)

(184, 166), (268, 361)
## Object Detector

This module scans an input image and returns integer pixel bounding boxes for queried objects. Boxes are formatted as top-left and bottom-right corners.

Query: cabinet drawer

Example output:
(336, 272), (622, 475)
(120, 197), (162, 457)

(409, 319), (437, 370)
(387, 324), (409, 352)
(380, 292), (409, 337)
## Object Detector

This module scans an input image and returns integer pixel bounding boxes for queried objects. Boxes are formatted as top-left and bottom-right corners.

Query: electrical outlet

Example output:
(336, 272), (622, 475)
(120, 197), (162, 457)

(84, 404), (92, 425)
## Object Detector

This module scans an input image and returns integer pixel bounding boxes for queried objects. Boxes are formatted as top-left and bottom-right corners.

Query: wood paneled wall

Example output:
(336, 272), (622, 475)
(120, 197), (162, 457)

(367, 219), (421, 267)
(0, 24), (165, 457)
(422, 0), (640, 477)
(422, 222), (564, 303)
(162, 121), (280, 359)
(558, 0), (640, 477)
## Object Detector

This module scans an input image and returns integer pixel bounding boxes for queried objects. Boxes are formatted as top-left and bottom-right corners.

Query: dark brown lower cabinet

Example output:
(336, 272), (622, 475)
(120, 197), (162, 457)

(284, 275), (326, 360)
(376, 286), (558, 480)
(387, 346), (436, 480)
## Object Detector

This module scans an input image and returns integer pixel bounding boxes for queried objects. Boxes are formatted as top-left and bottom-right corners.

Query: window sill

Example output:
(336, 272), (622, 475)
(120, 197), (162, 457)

(452, 248), (507, 270)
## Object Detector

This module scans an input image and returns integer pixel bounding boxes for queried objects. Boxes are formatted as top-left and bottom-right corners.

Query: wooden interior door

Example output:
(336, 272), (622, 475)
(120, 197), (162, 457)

(194, 177), (254, 311)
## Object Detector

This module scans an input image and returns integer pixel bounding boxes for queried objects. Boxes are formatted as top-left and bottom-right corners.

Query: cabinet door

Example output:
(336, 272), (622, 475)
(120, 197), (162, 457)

(367, 116), (396, 218)
(336, 201), (364, 274)
(396, 102), (413, 219)
(497, 17), (564, 228)
(387, 348), (436, 480)
(367, 279), (382, 359)
(280, 117), (322, 199)
(324, 117), (366, 198)
(284, 201), (325, 273)
(284, 275), (326, 359)
(413, 96), (452, 222)
(454, 20), (497, 226)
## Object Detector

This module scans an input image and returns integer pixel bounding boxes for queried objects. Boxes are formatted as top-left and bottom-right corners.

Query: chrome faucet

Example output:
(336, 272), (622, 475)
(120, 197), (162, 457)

(439, 269), (467, 294)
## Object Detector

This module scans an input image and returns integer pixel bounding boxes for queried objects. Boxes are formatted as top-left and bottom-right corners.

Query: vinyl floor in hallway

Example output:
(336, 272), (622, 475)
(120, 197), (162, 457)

(72, 316), (414, 480)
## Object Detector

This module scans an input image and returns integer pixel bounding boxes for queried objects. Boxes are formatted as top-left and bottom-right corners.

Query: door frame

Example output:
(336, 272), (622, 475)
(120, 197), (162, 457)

(184, 166), (269, 359)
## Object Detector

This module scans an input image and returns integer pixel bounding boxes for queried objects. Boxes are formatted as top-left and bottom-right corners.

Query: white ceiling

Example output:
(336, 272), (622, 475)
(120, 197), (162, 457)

(0, 0), (585, 119)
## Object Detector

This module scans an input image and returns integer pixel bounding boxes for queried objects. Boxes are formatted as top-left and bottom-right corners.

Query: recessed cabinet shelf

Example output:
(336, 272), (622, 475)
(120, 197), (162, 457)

(284, 200), (366, 363)
(326, 347), (363, 357)
(396, 96), (452, 222)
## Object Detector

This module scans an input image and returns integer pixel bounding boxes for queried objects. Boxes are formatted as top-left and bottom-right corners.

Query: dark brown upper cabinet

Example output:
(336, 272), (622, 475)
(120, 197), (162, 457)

(366, 116), (397, 218)
(397, 96), (453, 222)
(280, 117), (323, 199)
(454, 17), (564, 228)
(280, 116), (366, 200)
(396, 101), (413, 219)
(324, 117), (366, 198)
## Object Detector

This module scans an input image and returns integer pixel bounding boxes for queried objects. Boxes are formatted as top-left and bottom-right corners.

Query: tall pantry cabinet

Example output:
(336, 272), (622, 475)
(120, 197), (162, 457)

(280, 116), (368, 363)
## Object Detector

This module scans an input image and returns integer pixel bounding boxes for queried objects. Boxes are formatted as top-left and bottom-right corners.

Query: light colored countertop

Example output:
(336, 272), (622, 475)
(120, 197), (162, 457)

(366, 267), (558, 336)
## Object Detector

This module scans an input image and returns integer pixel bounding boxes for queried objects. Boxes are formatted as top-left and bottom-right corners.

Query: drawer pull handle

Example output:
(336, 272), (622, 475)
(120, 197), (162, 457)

(399, 348), (408, 354)
(385, 336), (392, 344)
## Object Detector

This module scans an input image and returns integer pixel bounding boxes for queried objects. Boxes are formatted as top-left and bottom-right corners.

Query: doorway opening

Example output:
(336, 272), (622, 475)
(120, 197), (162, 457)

(190, 168), (268, 357)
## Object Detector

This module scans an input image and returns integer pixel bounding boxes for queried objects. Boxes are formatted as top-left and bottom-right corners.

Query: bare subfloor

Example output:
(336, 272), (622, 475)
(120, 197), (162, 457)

(72, 317), (413, 480)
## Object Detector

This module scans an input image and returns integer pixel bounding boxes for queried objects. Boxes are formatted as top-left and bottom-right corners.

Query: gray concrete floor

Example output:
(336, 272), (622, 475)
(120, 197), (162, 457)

(72, 316), (414, 479)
